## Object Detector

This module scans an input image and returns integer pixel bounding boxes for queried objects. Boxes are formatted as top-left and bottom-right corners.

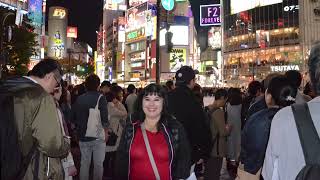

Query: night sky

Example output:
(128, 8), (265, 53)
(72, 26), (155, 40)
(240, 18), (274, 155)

(45, 0), (217, 50)
(47, 0), (103, 50)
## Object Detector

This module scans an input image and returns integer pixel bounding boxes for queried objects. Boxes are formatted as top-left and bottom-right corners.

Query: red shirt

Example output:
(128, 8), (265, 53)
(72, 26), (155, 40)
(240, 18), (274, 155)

(130, 128), (170, 180)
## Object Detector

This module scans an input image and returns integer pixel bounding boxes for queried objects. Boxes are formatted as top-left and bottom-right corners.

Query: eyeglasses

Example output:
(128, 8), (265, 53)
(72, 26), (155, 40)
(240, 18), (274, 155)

(52, 69), (61, 87)
(53, 74), (60, 87)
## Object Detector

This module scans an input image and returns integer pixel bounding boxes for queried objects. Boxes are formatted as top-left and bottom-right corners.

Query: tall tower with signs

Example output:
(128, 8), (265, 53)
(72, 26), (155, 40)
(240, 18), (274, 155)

(48, 6), (68, 59)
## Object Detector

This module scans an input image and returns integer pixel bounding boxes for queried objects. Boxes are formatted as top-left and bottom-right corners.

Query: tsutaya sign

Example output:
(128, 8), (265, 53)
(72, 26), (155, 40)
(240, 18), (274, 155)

(270, 65), (300, 72)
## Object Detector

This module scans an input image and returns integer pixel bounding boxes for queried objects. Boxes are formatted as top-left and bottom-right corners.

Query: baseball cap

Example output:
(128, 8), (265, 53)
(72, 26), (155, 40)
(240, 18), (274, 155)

(175, 66), (199, 83)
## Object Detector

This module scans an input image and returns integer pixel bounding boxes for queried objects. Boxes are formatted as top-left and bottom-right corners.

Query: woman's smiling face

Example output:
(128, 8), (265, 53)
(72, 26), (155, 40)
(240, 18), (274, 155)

(142, 94), (163, 120)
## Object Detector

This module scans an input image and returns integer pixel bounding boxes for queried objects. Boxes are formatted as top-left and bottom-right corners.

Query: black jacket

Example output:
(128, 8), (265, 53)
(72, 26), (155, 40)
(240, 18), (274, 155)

(168, 85), (212, 162)
(115, 118), (192, 180)
(246, 96), (267, 120)
(240, 108), (279, 174)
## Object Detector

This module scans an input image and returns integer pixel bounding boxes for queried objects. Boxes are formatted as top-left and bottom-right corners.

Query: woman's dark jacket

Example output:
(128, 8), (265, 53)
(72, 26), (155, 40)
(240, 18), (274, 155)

(115, 117), (192, 180)
(240, 108), (279, 174)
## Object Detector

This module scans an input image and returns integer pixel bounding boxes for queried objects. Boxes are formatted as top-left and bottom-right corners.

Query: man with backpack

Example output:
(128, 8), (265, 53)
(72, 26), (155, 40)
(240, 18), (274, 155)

(262, 43), (320, 179)
(0, 59), (70, 180)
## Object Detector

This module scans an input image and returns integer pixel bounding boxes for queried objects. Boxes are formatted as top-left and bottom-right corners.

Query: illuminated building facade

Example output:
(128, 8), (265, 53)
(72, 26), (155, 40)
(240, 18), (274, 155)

(48, 6), (68, 59)
(222, 0), (302, 86)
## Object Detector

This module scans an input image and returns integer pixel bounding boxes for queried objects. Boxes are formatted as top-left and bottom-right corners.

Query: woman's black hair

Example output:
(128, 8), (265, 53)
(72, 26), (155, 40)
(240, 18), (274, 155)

(133, 83), (171, 129)
(227, 88), (242, 105)
(111, 85), (123, 101)
(267, 76), (297, 107)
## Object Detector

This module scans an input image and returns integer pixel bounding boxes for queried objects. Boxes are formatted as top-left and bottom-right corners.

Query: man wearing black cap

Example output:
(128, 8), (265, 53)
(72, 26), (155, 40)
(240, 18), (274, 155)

(168, 66), (212, 177)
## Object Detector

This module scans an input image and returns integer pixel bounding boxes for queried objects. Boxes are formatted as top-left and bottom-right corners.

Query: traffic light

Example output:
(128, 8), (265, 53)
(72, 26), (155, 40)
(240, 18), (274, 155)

(165, 31), (173, 53)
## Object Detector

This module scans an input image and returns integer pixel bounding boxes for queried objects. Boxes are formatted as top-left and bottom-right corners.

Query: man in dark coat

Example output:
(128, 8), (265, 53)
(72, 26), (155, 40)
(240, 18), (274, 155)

(168, 66), (212, 176)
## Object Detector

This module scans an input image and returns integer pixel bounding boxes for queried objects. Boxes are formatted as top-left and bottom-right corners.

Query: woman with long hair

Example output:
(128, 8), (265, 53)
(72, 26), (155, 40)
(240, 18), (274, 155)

(52, 85), (78, 180)
(238, 76), (297, 179)
(104, 85), (127, 178)
(115, 84), (191, 180)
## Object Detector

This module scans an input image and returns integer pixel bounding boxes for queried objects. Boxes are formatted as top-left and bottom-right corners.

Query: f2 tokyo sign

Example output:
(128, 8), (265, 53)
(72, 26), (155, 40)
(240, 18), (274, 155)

(200, 4), (221, 26)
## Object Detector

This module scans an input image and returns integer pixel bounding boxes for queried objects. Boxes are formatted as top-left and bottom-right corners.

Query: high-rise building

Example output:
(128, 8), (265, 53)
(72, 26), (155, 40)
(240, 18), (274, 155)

(222, 0), (302, 86)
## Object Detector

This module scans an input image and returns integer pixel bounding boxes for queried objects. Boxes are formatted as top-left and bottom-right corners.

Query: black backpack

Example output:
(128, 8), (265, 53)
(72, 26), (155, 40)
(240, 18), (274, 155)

(0, 81), (37, 180)
(291, 103), (320, 180)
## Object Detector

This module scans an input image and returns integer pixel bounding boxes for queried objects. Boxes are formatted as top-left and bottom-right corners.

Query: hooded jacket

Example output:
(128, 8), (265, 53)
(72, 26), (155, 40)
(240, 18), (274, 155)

(1, 77), (70, 180)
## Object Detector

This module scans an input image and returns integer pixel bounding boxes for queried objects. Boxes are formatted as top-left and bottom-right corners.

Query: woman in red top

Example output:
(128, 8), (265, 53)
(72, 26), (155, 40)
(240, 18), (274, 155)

(115, 84), (192, 180)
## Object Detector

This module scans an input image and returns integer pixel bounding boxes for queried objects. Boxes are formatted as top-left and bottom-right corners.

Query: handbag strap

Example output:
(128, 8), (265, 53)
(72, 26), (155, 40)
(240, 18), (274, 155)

(95, 95), (103, 110)
(291, 103), (320, 164)
(141, 123), (161, 180)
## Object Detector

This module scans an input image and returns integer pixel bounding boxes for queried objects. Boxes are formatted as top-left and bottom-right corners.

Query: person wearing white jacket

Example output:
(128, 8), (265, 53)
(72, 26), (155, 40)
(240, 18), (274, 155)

(105, 86), (127, 178)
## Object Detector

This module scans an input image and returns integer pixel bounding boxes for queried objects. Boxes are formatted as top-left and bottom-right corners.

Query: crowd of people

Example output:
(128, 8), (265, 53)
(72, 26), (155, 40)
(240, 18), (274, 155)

(1, 43), (320, 180)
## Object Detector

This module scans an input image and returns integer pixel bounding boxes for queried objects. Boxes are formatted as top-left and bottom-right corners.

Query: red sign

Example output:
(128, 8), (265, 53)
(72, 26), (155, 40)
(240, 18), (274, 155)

(67, 27), (78, 38)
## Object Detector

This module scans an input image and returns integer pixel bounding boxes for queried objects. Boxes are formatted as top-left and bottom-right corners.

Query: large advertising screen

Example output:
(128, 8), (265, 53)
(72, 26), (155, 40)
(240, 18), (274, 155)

(160, 25), (189, 46)
(208, 27), (221, 49)
(231, 0), (283, 14)
(126, 2), (148, 32)
(200, 4), (221, 26)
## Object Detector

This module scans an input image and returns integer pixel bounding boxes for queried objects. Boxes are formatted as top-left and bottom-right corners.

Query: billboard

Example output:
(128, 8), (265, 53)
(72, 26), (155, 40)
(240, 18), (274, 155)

(160, 25), (189, 46)
(208, 27), (221, 49)
(28, 0), (43, 27)
(0, 0), (28, 10)
(231, 0), (283, 14)
(200, 4), (221, 26)
(129, 0), (156, 8)
(169, 48), (186, 72)
(103, 0), (126, 10)
(67, 27), (78, 38)
(126, 2), (148, 32)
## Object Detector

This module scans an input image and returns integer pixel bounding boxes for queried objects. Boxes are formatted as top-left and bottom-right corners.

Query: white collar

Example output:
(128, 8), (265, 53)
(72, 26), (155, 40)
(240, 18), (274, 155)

(23, 76), (38, 84)
(310, 96), (320, 103)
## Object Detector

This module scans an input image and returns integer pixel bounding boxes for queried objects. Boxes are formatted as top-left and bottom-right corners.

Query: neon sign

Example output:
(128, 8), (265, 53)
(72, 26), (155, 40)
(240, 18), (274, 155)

(126, 28), (145, 42)
(52, 8), (66, 19)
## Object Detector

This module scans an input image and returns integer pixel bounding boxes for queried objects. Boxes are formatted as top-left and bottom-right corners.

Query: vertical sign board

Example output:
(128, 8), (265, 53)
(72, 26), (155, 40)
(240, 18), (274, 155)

(28, 0), (43, 27)
(67, 27), (78, 38)
(200, 4), (221, 26)
(169, 48), (186, 72)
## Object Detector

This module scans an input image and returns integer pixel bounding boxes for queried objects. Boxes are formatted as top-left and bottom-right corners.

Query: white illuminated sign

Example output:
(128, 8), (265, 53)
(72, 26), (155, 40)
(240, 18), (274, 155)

(231, 0), (283, 14)
(270, 65), (300, 72)
(283, 5), (299, 12)
(160, 26), (189, 46)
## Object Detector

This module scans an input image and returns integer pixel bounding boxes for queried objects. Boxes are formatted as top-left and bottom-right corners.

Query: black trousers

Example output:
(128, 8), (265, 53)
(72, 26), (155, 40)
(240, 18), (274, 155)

(204, 157), (223, 180)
